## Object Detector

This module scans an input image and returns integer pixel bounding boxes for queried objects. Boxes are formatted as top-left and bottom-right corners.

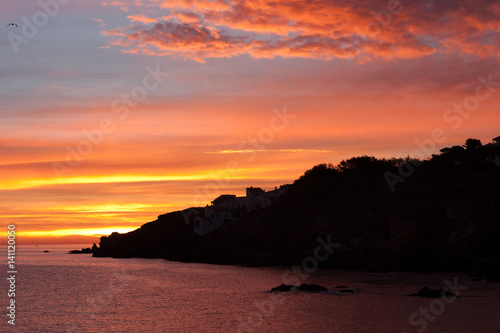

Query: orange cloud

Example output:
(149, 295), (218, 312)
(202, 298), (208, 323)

(104, 22), (361, 61)
(102, 0), (500, 62)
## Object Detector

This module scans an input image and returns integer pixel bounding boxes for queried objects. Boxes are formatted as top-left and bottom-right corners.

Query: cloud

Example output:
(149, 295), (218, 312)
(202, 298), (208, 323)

(104, 21), (361, 61)
(206, 148), (334, 154)
(94, 18), (107, 28)
(127, 14), (159, 23)
(101, 0), (130, 12)
(101, 0), (500, 62)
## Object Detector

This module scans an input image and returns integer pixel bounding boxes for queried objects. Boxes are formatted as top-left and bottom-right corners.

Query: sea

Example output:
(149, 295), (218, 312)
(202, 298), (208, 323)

(1, 244), (499, 333)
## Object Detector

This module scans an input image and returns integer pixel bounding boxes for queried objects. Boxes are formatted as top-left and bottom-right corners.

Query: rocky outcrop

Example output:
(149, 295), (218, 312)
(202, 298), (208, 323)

(270, 284), (294, 292)
(92, 150), (500, 277)
(69, 244), (98, 254)
(93, 212), (201, 260)
(270, 284), (328, 293)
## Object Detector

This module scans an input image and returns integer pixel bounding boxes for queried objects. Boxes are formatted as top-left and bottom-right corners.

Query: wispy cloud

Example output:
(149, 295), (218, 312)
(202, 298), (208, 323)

(94, 18), (107, 28)
(101, 0), (130, 12)
(206, 148), (334, 154)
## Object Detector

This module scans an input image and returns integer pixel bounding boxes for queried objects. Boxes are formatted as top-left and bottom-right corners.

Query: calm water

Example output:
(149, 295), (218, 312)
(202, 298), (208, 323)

(1, 245), (499, 332)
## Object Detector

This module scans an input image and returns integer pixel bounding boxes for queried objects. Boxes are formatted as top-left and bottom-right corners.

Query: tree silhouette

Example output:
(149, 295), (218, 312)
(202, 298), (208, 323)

(297, 163), (336, 182)
(336, 155), (396, 173)
(464, 138), (482, 150)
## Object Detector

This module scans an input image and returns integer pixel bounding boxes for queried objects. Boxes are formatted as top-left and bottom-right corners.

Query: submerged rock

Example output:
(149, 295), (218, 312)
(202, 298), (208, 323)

(339, 289), (355, 293)
(298, 283), (328, 292)
(270, 283), (327, 293)
(408, 286), (456, 298)
(270, 284), (294, 292)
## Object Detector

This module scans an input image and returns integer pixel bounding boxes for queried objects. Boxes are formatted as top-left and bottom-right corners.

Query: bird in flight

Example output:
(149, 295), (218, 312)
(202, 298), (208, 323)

(7, 23), (18, 27)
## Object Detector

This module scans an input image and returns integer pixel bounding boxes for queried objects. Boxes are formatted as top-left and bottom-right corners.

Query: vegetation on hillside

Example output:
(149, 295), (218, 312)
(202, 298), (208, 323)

(93, 138), (500, 280)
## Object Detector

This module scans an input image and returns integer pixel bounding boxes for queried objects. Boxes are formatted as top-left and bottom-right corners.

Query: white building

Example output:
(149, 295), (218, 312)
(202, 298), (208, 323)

(193, 206), (234, 236)
(211, 194), (238, 210)
(193, 185), (289, 236)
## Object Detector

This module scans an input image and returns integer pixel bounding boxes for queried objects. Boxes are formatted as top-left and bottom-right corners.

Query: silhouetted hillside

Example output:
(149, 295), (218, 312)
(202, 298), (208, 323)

(94, 211), (200, 259)
(94, 139), (500, 279)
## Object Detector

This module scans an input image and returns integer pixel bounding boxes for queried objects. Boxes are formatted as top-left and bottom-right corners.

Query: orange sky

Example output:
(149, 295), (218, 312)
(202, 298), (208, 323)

(1, 0), (500, 244)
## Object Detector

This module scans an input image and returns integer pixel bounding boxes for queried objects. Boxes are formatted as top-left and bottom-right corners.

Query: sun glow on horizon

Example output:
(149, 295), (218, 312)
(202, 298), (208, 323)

(19, 227), (139, 238)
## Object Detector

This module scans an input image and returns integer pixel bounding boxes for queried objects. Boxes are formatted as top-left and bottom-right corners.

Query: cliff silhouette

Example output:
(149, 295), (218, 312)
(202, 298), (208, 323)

(93, 138), (500, 280)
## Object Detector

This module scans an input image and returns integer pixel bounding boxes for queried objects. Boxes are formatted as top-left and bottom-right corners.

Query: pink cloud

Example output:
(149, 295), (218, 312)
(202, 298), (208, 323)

(127, 14), (159, 23)
(101, 1), (130, 11)
(101, 0), (500, 62)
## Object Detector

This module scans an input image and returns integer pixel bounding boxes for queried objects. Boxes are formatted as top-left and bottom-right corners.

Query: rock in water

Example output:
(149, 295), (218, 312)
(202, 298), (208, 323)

(408, 286), (455, 298)
(298, 283), (328, 292)
(270, 283), (327, 293)
(270, 284), (294, 292)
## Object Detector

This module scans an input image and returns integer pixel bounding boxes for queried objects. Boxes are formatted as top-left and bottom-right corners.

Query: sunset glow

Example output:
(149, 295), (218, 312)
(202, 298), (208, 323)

(1, 0), (500, 244)
(21, 227), (137, 238)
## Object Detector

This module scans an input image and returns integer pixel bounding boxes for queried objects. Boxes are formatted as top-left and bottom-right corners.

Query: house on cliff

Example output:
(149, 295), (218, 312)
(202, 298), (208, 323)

(193, 185), (289, 236)
(492, 135), (500, 167)
(193, 206), (234, 236)
(211, 194), (237, 210)
(482, 135), (500, 167)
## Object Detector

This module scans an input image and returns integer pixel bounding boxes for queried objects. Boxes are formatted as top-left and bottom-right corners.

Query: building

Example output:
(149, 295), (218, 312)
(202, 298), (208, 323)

(491, 135), (500, 167)
(259, 185), (290, 209)
(193, 206), (234, 236)
(211, 195), (237, 210)
(193, 184), (289, 236)
(243, 186), (265, 211)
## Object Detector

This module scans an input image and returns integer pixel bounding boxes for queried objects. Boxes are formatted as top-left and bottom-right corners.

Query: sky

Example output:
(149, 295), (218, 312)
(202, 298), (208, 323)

(1, 0), (499, 244)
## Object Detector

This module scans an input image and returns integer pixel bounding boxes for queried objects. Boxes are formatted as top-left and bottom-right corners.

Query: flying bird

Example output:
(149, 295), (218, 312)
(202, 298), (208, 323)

(7, 23), (18, 27)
